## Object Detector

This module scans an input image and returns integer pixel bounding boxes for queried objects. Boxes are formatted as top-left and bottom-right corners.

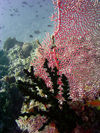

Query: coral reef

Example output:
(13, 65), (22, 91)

(0, 65), (9, 79)
(0, 50), (9, 65)
(3, 37), (23, 51)
(17, 59), (83, 133)
(5, 40), (37, 79)
(0, 50), (9, 79)
(21, 1), (100, 132)
(0, 0), (100, 133)
(0, 77), (23, 133)
(17, 59), (100, 133)
(21, 43), (33, 58)
(31, 0), (100, 101)
(0, 38), (38, 133)
(51, 0), (100, 101)
(51, 0), (100, 41)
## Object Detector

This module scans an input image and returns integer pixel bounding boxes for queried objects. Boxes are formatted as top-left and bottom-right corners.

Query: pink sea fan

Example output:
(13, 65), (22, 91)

(31, 36), (100, 101)
(31, 0), (100, 101)
(51, 0), (100, 100)
(51, 0), (100, 46)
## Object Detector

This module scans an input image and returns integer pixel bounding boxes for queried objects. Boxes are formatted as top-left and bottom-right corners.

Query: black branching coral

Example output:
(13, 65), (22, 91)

(17, 59), (83, 133)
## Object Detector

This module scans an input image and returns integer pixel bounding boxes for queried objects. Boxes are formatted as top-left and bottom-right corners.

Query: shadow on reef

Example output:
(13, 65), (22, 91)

(0, 76), (24, 133)
(17, 59), (100, 133)
(0, 50), (9, 79)
(17, 59), (83, 133)
(0, 37), (39, 133)
(3, 37), (23, 51)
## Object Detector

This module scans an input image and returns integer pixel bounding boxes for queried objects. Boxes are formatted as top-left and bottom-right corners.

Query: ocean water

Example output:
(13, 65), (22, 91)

(0, 0), (54, 49)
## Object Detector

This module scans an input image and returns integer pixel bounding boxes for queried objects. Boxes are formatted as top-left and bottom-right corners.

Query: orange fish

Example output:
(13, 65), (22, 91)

(87, 99), (100, 107)
(49, 122), (59, 133)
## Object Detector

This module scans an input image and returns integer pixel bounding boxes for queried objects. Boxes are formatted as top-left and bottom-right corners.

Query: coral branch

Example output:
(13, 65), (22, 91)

(18, 59), (83, 133)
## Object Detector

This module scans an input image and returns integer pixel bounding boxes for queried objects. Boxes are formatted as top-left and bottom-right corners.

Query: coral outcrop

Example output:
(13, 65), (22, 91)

(17, 59), (83, 133)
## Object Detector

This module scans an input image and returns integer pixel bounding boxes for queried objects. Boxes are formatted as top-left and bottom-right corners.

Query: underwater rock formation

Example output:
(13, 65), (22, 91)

(21, 43), (33, 58)
(5, 40), (38, 79)
(3, 37), (23, 51)
(0, 37), (40, 133)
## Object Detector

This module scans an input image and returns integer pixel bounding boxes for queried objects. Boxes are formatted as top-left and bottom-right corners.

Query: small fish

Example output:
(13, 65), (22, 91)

(50, 122), (59, 133)
(34, 30), (41, 34)
(50, 122), (55, 127)
(29, 34), (33, 38)
(22, 1), (28, 5)
(48, 24), (52, 27)
(87, 99), (100, 107)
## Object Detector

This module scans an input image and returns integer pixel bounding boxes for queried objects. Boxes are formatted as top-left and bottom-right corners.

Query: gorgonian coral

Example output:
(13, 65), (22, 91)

(31, 0), (100, 101)
(51, 0), (100, 42)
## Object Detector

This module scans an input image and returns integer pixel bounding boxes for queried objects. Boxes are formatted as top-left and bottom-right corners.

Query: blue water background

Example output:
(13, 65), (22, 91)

(0, 0), (54, 49)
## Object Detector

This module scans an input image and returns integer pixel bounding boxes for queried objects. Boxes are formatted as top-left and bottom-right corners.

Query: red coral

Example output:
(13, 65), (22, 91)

(51, 0), (100, 46)
(31, 0), (100, 101)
